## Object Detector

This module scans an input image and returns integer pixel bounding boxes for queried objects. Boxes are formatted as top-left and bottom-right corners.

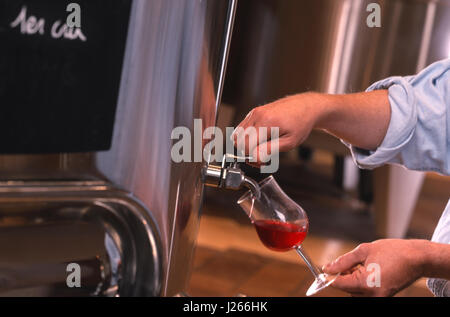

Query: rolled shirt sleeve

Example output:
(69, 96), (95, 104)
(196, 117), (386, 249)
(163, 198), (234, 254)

(344, 59), (450, 297)
(346, 58), (450, 175)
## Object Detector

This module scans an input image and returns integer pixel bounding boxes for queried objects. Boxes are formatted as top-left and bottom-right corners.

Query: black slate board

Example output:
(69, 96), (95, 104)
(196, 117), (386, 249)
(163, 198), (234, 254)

(0, 0), (132, 153)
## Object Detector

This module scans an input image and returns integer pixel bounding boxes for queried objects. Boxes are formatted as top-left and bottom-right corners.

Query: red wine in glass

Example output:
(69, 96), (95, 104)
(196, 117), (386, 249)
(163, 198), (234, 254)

(253, 219), (307, 252)
(238, 176), (340, 296)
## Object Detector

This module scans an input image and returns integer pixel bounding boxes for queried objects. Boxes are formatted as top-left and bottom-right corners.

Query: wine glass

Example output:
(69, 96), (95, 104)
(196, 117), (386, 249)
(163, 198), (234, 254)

(237, 175), (339, 296)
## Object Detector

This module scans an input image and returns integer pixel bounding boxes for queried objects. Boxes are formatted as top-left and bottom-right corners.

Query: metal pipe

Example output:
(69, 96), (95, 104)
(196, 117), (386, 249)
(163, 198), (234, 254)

(243, 176), (261, 199)
(213, 0), (239, 120)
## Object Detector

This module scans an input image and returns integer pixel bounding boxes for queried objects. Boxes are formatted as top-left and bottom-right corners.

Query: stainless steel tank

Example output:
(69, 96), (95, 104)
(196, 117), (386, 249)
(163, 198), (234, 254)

(0, 0), (237, 296)
(224, 0), (450, 117)
(97, 0), (238, 296)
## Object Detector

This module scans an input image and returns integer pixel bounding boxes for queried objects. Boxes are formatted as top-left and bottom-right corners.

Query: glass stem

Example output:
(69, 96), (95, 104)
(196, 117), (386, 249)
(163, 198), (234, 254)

(295, 245), (323, 280)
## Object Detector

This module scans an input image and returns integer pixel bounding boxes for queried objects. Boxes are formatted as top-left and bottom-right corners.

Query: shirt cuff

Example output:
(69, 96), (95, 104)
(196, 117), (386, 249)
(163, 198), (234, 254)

(345, 76), (418, 169)
(427, 278), (450, 297)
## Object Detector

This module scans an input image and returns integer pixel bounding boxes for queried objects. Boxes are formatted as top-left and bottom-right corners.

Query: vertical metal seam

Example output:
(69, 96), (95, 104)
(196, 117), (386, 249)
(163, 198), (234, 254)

(213, 0), (238, 122)
(417, 1), (437, 72)
(164, 180), (181, 296)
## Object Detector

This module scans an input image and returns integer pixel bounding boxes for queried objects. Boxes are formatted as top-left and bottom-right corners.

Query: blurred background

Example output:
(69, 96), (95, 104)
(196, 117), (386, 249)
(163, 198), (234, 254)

(187, 0), (450, 297)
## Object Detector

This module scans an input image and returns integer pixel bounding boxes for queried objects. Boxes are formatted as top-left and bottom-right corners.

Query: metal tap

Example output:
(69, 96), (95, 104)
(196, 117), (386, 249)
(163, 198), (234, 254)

(201, 154), (260, 198)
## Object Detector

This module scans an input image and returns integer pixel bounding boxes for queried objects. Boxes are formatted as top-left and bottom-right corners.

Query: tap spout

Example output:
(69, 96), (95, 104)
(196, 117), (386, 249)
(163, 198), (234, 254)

(243, 176), (260, 199)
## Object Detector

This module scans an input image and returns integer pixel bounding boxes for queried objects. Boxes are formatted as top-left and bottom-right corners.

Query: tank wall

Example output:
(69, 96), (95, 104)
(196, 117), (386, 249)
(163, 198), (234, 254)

(97, 0), (234, 295)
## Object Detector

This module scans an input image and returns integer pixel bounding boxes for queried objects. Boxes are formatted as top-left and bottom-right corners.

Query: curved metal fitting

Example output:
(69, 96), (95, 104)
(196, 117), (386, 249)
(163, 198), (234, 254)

(201, 154), (260, 198)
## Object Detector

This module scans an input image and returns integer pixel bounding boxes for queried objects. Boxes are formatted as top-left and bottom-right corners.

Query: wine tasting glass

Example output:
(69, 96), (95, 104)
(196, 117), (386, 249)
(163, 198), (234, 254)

(237, 175), (339, 296)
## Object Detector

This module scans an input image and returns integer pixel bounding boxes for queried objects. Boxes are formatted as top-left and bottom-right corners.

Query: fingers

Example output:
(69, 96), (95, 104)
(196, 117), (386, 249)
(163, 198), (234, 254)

(250, 137), (293, 164)
(232, 104), (301, 161)
(323, 243), (369, 275)
(331, 266), (368, 294)
(233, 126), (264, 157)
(232, 126), (277, 158)
(232, 107), (275, 156)
(231, 108), (257, 145)
(232, 107), (290, 159)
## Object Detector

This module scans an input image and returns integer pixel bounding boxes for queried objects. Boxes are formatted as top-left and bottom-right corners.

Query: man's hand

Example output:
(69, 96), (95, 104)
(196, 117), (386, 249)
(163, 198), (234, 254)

(322, 239), (429, 297)
(232, 93), (328, 162)
(232, 90), (390, 165)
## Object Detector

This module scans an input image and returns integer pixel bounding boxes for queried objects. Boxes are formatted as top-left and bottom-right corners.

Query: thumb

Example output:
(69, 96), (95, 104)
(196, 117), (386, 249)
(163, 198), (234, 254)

(322, 244), (369, 274)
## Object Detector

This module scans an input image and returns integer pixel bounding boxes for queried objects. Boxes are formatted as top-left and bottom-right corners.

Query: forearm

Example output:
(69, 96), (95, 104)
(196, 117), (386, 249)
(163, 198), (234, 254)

(312, 90), (391, 151)
(420, 240), (450, 280)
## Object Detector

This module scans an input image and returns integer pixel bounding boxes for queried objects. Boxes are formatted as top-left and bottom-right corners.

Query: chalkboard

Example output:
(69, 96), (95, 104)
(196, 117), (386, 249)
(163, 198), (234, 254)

(0, 0), (132, 153)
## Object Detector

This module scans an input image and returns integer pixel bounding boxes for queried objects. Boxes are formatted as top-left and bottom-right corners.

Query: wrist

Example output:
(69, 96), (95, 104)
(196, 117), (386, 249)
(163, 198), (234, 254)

(412, 239), (435, 278)
(303, 92), (340, 130)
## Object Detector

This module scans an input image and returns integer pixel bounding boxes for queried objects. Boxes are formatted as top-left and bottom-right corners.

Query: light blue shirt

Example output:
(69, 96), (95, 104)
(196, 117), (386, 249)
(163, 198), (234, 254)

(346, 58), (450, 297)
